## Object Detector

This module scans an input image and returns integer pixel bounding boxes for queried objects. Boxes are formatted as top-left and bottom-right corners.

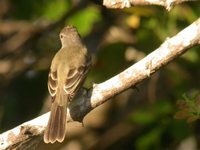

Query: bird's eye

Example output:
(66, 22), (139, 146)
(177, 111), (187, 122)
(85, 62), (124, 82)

(60, 34), (63, 39)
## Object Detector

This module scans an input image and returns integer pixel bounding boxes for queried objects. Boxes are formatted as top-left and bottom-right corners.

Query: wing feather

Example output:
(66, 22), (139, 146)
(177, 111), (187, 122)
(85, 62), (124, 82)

(48, 70), (58, 99)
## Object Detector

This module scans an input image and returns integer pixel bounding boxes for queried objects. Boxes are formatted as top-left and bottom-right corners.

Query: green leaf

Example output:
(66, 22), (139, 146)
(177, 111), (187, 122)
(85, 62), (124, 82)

(129, 110), (156, 125)
(136, 127), (162, 150)
(67, 6), (101, 36)
(42, 0), (70, 21)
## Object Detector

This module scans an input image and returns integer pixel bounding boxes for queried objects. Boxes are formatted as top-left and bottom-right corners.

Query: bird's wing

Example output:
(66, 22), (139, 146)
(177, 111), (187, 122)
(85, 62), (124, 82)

(63, 64), (89, 101)
(48, 59), (91, 102)
(48, 70), (58, 100)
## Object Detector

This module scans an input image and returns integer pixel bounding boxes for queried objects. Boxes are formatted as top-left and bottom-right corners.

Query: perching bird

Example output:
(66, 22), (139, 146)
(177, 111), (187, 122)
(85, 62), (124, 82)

(44, 26), (91, 143)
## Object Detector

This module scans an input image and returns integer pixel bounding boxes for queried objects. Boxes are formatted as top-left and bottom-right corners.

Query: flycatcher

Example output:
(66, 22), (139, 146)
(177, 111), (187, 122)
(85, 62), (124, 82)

(44, 26), (91, 143)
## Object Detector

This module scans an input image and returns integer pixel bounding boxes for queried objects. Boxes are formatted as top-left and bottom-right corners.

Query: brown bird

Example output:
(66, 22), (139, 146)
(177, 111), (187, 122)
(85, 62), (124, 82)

(44, 26), (91, 143)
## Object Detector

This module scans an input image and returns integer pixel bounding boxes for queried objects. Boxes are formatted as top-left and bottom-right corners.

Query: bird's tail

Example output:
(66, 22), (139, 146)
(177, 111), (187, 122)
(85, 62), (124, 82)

(44, 101), (67, 143)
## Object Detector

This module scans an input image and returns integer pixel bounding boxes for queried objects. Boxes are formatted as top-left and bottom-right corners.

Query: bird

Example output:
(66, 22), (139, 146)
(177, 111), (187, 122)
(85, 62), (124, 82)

(44, 26), (91, 143)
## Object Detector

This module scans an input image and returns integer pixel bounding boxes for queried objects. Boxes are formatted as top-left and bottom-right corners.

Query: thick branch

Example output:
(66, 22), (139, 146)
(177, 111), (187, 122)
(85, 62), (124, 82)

(103, 0), (196, 10)
(0, 18), (200, 149)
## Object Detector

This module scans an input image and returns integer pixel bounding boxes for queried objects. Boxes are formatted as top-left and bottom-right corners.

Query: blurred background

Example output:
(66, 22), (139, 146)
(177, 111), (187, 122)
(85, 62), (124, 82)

(0, 0), (200, 149)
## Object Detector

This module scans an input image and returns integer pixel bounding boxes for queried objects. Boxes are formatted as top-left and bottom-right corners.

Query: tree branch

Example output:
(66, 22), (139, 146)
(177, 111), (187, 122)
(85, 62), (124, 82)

(103, 0), (197, 10)
(0, 18), (200, 149)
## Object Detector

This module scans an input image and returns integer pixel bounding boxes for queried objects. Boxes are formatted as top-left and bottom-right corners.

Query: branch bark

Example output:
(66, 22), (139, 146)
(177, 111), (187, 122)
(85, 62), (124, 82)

(0, 18), (200, 150)
(103, 0), (196, 10)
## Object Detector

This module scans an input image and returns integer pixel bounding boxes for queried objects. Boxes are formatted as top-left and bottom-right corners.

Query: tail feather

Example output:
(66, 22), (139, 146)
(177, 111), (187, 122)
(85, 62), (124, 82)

(44, 102), (66, 143)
